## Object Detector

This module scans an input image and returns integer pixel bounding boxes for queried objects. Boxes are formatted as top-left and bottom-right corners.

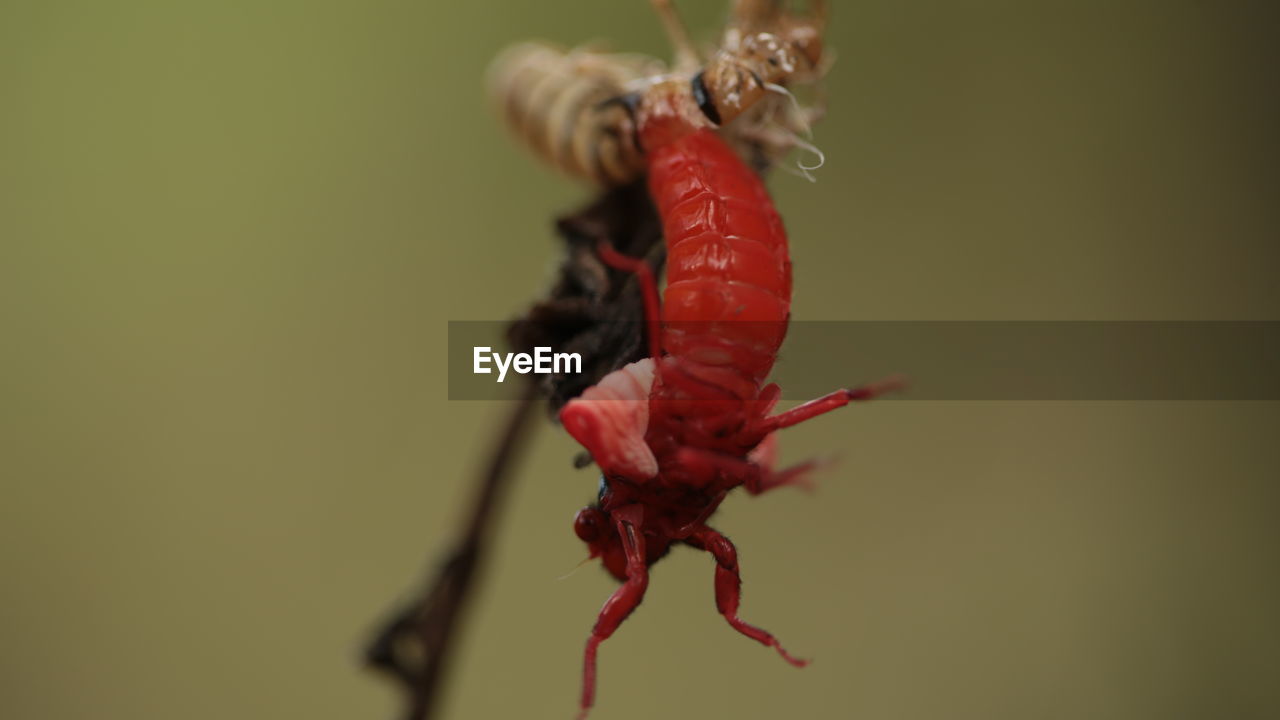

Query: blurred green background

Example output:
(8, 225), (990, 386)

(2, 1), (1278, 718)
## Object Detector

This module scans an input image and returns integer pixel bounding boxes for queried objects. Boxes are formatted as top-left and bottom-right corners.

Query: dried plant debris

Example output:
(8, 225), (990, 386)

(507, 181), (665, 412)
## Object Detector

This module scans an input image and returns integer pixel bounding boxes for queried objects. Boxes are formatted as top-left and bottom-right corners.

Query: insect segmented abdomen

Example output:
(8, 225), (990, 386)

(486, 42), (657, 186)
(649, 128), (791, 387)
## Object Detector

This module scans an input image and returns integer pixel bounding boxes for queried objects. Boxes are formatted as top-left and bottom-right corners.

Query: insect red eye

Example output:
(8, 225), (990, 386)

(574, 508), (603, 542)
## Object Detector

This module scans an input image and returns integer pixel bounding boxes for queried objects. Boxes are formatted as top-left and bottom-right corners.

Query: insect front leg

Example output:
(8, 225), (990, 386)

(686, 525), (809, 667)
(579, 506), (649, 720)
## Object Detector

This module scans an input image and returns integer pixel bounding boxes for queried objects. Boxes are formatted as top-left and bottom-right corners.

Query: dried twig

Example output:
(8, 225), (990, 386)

(364, 380), (538, 720)
(364, 181), (663, 719)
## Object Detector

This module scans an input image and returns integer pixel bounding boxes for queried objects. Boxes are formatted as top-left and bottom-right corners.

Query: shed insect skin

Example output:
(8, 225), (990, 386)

(486, 42), (659, 185)
(695, 1), (827, 129)
(554, 3), (900, 718)
(486, 0), (828, 187)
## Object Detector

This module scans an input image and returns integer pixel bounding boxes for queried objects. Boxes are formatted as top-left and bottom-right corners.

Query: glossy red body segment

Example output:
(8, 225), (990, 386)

(644, 129), (791, 463)
(650, 128), (791, 367)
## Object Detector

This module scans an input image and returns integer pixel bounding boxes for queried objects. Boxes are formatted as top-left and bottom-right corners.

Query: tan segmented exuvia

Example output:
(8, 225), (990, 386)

(488, 2), (828, 188)
(487, 42), (663, 186)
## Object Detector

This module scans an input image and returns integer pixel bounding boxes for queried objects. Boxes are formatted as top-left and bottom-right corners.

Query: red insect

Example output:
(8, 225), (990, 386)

(558, 39), (901, 720)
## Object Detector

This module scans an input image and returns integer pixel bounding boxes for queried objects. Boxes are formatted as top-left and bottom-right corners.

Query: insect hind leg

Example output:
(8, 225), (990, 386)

(760, 374), (906, 433)
(686, 524), (809, 667)
(597, 241), (663, 361)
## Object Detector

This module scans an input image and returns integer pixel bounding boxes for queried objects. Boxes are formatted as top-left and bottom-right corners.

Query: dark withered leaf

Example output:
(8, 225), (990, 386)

(507, 181), (665, 412)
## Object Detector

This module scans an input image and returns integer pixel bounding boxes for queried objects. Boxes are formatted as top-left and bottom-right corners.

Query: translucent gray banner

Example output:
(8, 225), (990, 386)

(448, 321), (1280, 401)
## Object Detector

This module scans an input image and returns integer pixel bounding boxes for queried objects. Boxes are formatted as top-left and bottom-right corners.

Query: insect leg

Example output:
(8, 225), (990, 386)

(742, 432), (820, 495)
(729, 0), (781, 30)
(672, 444), (818, 495)
(746, 459), (823, 495)
(673, 446), (762, 489)
(760, 374), (906, 433)
(810, 0), (829, 30)
(649, 0), (702, 72)
(579, 510), (649, 720)
(596, 241), (663, 362)
(687, 525), (809, 667)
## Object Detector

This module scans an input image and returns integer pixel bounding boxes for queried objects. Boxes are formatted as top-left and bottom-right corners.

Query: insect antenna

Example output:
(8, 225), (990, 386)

(556, 555), (596, 581)
(789, 133), (826, 182)
(764, 81), (812, 139)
